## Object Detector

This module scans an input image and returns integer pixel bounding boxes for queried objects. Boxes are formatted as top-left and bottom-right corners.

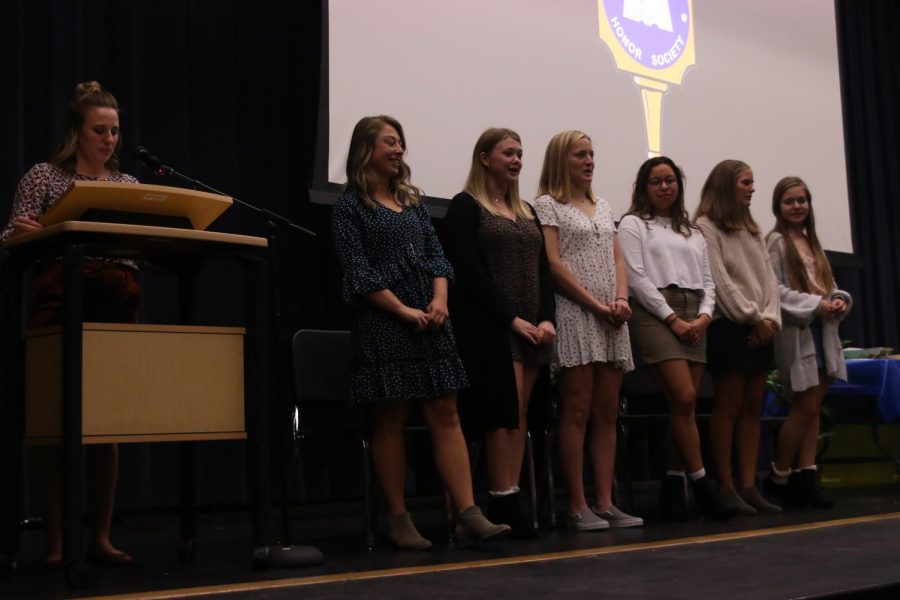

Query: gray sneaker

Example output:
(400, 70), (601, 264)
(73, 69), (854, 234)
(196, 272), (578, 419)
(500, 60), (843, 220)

(593, 505), (644, 528)
(567, 506), (610, 531)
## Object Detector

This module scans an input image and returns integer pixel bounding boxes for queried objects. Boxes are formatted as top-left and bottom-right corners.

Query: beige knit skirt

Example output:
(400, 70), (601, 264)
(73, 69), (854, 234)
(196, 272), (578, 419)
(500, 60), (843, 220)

(628, 287), (706, 365)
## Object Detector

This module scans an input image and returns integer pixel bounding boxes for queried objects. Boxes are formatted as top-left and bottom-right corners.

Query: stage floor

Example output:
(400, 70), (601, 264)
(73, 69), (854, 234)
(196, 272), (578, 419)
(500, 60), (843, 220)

(5, 485), (900, 599)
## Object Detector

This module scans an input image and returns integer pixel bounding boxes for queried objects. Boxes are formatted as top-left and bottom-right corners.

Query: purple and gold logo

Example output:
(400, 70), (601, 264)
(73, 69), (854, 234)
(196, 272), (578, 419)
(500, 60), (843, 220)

(598, 0), (696, 156)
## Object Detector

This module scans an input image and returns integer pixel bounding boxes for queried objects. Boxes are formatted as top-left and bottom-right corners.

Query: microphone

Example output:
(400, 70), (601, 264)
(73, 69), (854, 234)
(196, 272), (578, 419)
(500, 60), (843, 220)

(133, 145), (173, 175)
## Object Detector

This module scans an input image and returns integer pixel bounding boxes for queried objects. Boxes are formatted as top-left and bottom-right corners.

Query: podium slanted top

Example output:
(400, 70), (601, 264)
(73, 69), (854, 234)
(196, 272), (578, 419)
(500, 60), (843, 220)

(41, 181), (233, 231)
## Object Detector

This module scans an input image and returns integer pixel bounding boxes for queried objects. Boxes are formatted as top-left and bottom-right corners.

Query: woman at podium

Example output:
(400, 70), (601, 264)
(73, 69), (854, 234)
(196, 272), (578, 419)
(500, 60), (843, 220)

(1, 81), (138, 566)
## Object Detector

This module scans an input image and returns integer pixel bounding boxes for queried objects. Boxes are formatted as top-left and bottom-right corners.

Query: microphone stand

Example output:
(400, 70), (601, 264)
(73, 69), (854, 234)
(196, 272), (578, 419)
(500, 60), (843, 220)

(146, 161), (322, 570)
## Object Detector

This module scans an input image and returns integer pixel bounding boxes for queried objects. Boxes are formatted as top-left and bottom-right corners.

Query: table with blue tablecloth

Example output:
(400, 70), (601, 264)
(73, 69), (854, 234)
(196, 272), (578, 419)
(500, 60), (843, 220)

(828, 358), (900, 423)
(824, 358), (900, 467)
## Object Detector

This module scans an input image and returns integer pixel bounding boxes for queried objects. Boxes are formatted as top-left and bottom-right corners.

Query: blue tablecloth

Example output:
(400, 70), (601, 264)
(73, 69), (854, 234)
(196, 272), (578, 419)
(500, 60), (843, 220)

(826, 358), (900, 423)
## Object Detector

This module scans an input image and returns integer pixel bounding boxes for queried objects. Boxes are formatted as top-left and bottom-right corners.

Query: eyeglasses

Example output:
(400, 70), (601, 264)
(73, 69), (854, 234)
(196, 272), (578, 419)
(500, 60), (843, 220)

(648, 177), (678, 188)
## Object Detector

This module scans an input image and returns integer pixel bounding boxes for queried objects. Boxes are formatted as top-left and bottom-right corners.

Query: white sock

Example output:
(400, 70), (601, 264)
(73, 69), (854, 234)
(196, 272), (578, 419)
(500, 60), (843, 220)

(687, 468), (706, 482)
(488, 487), (518, 497)
(800, 464), (817, 471)
(769, 463), (791, 484)
(666, 470), (686, 478)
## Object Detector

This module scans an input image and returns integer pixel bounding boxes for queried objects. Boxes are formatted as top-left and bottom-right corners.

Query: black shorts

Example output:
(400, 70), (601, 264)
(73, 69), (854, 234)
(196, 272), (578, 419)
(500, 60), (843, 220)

(706, 318), (775, 374)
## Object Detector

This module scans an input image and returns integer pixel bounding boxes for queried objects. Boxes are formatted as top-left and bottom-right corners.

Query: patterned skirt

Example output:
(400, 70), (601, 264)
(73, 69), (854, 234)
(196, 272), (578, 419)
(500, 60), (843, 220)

(628, 287), (706, 365)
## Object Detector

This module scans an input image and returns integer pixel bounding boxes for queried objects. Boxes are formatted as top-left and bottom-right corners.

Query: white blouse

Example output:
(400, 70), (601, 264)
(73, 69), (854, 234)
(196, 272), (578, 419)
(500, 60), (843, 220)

(617, 214), (716, 320)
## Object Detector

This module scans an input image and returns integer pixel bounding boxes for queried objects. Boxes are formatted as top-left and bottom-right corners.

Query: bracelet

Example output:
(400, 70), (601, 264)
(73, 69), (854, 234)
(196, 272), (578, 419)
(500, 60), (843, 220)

(615, 297), (629, 304)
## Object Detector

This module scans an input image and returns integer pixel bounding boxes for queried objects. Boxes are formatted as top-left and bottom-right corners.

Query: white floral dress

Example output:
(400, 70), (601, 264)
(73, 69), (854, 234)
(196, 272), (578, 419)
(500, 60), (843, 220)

(533, 195), (634, 372)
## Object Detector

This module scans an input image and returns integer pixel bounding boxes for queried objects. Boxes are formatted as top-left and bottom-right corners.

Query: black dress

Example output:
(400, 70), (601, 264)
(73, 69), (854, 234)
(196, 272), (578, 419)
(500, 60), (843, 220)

(441, 192), (555, 432)
(331, 190), (468, 404)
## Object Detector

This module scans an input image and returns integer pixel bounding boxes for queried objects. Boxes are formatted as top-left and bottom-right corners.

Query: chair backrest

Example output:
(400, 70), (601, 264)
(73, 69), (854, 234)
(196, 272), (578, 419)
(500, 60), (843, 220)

(292, 329), (352, 405)
(621, 366), (716, 415)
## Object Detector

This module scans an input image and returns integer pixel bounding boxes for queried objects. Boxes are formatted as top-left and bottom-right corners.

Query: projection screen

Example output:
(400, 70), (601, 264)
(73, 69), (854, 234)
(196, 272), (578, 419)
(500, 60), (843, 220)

(318, 0), (853, 253)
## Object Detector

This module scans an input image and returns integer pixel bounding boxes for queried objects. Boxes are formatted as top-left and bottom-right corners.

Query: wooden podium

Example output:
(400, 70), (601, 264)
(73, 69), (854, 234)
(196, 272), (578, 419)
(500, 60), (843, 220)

(24, 323), (247, 444)
(0, 184), (274, 584)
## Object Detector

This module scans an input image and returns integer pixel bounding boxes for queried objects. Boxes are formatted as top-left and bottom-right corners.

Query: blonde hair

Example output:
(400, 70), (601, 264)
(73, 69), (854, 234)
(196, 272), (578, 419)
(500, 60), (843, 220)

(766, 176), (835, 293)
(537, 130), (596, 204)
(463, 128), (534, 220)
(694, 159), (760, 234)
(344, 115), (422, 209)
(49, 81), (122, 172)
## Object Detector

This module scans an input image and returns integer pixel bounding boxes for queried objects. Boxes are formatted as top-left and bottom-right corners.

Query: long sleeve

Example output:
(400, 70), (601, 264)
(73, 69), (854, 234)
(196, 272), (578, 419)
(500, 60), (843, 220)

(618, 215), (673, 320)
(330, 195), (389, 303)
(2, 164), (65, 241)
(766, 233), (821, 326)
(442, 193), (515, 326)
(416, 204), (455, 281)
(697, 234), (716, 317)
(696, 217), (780, 326)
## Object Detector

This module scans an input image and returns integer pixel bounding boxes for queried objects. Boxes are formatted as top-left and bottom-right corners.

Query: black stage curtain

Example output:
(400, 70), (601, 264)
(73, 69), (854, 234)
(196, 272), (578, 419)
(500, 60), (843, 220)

(1, 1), (898, 510)
(835, 0), (900, 350)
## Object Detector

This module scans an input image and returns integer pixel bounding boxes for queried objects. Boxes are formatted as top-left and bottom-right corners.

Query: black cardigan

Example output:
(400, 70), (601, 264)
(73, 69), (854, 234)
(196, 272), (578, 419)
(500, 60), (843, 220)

(440, 192), (556, 432)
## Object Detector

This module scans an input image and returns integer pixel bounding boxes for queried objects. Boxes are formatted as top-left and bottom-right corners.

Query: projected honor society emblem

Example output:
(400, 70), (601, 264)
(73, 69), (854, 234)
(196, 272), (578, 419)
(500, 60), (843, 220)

(598, 0), (695, 157)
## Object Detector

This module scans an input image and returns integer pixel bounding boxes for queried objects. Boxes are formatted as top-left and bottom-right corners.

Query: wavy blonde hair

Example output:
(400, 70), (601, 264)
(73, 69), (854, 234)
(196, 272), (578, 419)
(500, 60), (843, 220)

(50, 81), (122, 172)
(537, 130), (596, 204)
(694, 159), (760, 234)
(463, 128), (533, 220)
(344, 115), (421, 209)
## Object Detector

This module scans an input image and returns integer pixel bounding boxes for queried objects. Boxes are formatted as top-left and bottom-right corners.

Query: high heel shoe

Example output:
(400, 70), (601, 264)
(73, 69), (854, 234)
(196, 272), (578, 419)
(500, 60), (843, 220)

(454, 505), (511, 548)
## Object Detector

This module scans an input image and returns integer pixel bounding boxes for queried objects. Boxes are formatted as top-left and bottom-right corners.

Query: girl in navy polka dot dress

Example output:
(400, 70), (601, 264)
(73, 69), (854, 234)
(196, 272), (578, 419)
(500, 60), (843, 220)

(331, 115), (510, 550)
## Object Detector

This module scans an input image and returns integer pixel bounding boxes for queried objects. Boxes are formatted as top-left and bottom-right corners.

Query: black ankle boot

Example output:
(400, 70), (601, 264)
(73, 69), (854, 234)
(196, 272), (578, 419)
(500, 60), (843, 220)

(692, 475), (734, 519)
(762, 472), (801, 508)
(799, 469), (835, 509)
(659, 475), (688, 521)
(487, 492), (537, 539)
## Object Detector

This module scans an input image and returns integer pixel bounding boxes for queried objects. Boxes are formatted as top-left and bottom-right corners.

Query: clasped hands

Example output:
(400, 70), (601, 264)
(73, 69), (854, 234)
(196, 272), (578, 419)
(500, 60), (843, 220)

(400, 297), (449, 332)
(511, 317), (556, 345)
(818, 297), (848, 320)
(747, 318), (778, 349)
(669, 313), (710, 346)
(593, 298), (631, 328)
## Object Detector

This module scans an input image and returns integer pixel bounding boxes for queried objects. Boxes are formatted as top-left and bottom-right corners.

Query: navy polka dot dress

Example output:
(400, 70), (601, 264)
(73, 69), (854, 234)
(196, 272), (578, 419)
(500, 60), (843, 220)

(331, 190), (469, 405)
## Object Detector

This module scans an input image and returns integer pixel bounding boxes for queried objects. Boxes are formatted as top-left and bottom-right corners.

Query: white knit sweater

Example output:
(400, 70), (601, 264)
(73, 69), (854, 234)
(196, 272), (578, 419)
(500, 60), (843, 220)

(695, 216), (781, 327)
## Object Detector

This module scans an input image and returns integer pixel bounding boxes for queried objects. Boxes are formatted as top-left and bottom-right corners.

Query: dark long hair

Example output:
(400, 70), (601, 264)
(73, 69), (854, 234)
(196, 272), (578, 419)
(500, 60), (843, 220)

(623, 156), (693, 236)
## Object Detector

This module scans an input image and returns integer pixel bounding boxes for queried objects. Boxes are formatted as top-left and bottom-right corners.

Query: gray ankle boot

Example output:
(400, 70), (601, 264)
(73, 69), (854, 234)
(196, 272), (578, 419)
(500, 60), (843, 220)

(454, 505), (511, 548)
(718, 487), (757, 515)
(388, 512), (432, 550)
(739, 485), (783, 514)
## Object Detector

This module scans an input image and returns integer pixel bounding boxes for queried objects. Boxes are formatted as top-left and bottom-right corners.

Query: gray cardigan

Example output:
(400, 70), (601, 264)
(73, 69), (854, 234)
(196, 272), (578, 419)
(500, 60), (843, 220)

(766, 232), (852, 392)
